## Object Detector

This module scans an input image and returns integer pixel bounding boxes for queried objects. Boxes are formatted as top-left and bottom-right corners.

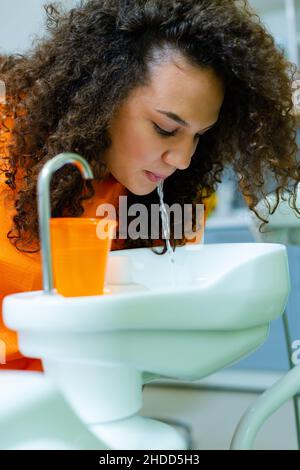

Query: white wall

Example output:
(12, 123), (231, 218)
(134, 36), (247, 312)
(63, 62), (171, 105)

(0, 0), (299, 63)
(0, 0), (77, 54)
(250, 0), (300, 66)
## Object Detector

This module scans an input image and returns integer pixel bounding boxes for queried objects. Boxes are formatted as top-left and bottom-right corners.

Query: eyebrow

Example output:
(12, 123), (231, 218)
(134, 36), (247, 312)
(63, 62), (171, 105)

(155, 108), (216, 132)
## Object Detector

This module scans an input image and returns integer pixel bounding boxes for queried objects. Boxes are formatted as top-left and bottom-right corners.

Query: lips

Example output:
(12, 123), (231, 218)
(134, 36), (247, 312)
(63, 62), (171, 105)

(145, 170), (171, 182)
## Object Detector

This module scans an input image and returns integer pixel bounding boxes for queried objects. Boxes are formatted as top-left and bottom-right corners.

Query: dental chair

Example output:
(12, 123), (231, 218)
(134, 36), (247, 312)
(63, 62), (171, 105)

(231, 364), (300, 449)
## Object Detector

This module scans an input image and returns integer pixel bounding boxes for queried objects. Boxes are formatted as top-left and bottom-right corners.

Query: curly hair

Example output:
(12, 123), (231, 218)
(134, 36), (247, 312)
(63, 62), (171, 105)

(0, 0), (299, 254)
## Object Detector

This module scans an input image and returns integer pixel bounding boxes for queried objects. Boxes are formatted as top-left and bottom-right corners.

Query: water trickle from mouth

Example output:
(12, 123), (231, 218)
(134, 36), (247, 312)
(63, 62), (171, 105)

(157, 181), (177, 288)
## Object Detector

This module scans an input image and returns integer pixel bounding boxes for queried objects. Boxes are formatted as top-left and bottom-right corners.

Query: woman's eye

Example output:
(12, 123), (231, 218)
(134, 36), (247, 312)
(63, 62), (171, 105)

(153, 123), (177, 137)
(153, 122), (202, 139)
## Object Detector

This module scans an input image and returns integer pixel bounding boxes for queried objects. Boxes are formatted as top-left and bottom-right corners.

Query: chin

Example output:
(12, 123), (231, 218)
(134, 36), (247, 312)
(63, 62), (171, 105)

(124, 175), (157, 196)
(128, 185), (155, 196)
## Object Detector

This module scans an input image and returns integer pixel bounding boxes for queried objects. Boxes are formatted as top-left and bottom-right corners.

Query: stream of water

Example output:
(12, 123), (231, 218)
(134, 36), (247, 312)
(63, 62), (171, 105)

(157, 182), (177, 288)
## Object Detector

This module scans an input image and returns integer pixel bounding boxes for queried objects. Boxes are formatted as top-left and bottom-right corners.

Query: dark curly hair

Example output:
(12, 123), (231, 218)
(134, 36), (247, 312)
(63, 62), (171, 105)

(0, 0), (299, 254)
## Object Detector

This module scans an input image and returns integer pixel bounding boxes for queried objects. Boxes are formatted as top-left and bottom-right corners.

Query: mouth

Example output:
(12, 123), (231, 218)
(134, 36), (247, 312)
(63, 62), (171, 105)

(144, 170), (171, 183)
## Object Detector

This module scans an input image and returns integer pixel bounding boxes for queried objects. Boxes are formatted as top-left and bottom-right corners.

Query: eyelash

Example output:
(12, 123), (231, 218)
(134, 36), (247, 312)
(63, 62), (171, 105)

(152, 122), (201, 139)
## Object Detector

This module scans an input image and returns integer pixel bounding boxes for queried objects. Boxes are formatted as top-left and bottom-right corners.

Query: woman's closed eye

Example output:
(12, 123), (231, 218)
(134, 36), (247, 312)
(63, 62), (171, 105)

(152, 122), (202, 139)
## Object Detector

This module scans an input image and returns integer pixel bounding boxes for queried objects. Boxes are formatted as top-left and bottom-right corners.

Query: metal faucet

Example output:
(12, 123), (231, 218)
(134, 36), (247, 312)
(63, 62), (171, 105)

(37, 152), (94, 294)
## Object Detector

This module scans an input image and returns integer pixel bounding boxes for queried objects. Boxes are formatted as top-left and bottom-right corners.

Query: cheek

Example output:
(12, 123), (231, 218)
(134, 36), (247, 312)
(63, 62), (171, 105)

(111, 115), (164, 170)
(126, 132), (162, 167)
(130, 146), (156, 167)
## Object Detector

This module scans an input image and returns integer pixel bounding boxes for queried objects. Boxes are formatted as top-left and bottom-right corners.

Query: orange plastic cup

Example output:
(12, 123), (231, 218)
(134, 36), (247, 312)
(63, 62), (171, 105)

(49, 217), (117, 297)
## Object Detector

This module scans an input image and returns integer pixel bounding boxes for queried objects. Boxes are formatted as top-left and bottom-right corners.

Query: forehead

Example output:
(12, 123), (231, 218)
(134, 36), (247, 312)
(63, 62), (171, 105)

(129, 54), (224, 125)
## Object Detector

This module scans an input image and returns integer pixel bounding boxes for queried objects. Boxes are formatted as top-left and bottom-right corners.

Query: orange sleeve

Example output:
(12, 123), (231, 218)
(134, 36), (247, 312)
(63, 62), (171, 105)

(0, 102), (44, 372)
(0, 183), (44, 372)
(0, 241), (44, 371)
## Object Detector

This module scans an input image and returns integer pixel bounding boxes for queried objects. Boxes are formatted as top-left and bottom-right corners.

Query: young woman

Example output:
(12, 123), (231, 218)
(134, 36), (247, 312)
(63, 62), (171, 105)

(0, 0), (299, 371)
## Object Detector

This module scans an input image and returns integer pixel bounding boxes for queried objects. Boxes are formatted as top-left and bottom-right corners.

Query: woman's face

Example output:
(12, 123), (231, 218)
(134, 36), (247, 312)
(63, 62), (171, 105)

(103, 53), (225, 195)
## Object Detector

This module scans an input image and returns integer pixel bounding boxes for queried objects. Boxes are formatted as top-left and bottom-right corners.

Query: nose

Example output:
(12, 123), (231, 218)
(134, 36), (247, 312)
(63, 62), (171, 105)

(162, 140), (196, 171)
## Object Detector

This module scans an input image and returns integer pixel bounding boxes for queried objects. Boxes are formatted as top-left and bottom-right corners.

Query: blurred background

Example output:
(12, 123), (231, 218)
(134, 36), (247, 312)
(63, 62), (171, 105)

(1, 1), (300, 449)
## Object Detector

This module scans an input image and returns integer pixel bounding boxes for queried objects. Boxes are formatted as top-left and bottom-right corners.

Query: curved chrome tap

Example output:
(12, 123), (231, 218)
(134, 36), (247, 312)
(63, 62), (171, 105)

(37, 152), (94, 294)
